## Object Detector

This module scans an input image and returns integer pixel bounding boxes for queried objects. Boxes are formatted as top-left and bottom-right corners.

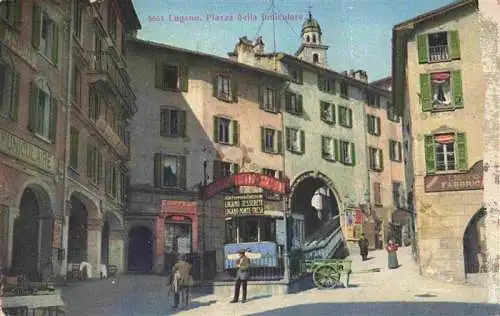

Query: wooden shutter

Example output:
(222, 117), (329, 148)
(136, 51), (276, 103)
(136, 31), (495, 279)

(348, 108), (353, 127)
(317, 74), (323, 91)
(160, 110), (167, 135)
(298, 69), (303, 84)
(417, 34), (428, 64)
(180, 65), (189, 92)
(49, 97), (57, 143)
(231, 76), (238, 102)
(213, 116), (219, 142)
(278, 170), (284, 180)
(350, 143), (356, 166)
(179, 156), (187, 188)
(333, 139), (339, 160)
(260, 127), (266, 152)
(285, 128), (291, 150)
(321, 136), (327, 158)
(452, 70), (464, 108)
(232, 163), (239, 174)
(449, 30), (461, 60)
(376, 117), (381, 135)
(97, 152), (103, 185)
(212, 75), (218, 97)
(297, 95), (303, 115)
(10, 72), (20, 121)
(300, 130), (305, 153)
(285, 92), (291, 112)
(179, 110), (186, 137)
(379, 149), (384, 171)
(419, 73), (432, 112)
(52, 23), (59, 65)
(153, 154), (162, 187)
(456, 132), (468, 171)
(424, 135), (436, 173)
(277, 130), (283, 154)
(389, 140), (394, 161)
(332, 104), (336, 124)
(397, 142), (402, 161)
(258, 85), (264, 110)
(86, 144), (93, 178)
(320, 102), (326, 121)
(232, 120), (239, 146)
(32, 5), (41, 49)
(213, 160), (220, 180)
(367, 115), (373, 133)
(155, 62), (164, 89)
(339, 141), (345, 163)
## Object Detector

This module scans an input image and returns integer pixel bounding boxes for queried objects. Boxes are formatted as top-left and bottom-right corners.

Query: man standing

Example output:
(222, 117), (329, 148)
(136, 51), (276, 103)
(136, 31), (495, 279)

(169, 255), (194, 310)
(230, 249), (250, 303)
(358, 233), (369, 261)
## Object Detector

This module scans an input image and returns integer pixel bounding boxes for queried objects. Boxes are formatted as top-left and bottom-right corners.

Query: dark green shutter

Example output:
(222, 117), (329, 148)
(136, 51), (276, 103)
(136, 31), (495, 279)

(49, 97), (57, 143)
(233, 163), (239, 175)
(376, 95), (380, 107)
(285, 128), (291, 150)
(424, 135), (436, 173)
(417, 34), (428, 64)
(159, 110), (167, 135)
(260, 127), (266, 152)
(52, 23), (59, 64)
(179, 156), (187, 188)
(456, 132), (468, 171)
(339, 141), (345, 163)
(179, 110), (186, 137)
(154, 154), (162, 187)
(419, 73), (432, 112)
(350, 143), (356, 166)
(212, 75), (218, 97)
(332, 104), (336, 124)
(398, 142), (402, 161)
(389, 140), (394, 161)
(297, 95), (303, 115)
(213, 116), (219, 142)
(232, 120), (239, 146)
(180, 66), (189, 92)
(379, 149), (384, 171)
(317, 74), (323, 91)
(258, 85), (264, 110)
(348, 108), (353, 127)
(452, 70), (464, 108)
(334, 139), (339, 160)
(367, 115), (373, 134)
(300, 130), (305, 153)
(376, 117), (381, 135)
(28, 82), (38, 132)
(10, 72), (20, 121)
(32, 5), (41, 49)
(321, 136), (326, 158)
(298, 69), (303, 84)
(285, 92), (291, 112)
(213, 160), (220, 180)
(277, 130), (283, 154)
(231, 76), (238, 102)
(449, 30), (461, 60)
(155, 62), (163, 89)
(320, 101), (326, 120)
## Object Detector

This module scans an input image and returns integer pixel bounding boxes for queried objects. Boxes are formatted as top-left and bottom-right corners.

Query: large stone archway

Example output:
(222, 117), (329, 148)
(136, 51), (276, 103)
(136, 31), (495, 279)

(463, 208), (488, 276)
(101, 211), (124, 273)
(11, 184), (54, 281)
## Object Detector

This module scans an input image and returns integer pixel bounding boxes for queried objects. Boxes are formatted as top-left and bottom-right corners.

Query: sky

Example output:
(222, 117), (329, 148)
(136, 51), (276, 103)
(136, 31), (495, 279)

(131, 0), (456, 82)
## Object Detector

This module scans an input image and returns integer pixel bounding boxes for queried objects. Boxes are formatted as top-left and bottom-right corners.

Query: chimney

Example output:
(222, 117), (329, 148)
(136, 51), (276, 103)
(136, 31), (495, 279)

(253, 36), (265, 54)
(353, 70), (368, 83)
(233, 36), (258, 66)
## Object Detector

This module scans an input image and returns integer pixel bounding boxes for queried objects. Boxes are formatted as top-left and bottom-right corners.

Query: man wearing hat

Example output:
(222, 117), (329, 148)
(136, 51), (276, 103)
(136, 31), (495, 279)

(230, 249), (250, 303)
(358, 233), (369, 261)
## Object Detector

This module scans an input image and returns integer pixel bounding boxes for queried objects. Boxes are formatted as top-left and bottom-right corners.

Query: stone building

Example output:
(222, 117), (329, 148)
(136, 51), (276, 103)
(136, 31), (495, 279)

(125, 38), (288, 276)
(0, 0), (140, 282)
(393, 0), (484, 283)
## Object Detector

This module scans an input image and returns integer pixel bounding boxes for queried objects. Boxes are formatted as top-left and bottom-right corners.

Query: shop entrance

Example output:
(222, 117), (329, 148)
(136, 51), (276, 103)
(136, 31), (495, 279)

(127, 226), (153, 273)
(164, 216), (192, 273)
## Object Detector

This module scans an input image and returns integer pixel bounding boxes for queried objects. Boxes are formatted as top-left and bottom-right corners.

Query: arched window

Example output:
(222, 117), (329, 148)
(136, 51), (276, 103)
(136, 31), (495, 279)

(312, 35), (316, 43)
(29, 78), (56, 142)
(306, 35), (310, 43)
(313, 53), (319, 63)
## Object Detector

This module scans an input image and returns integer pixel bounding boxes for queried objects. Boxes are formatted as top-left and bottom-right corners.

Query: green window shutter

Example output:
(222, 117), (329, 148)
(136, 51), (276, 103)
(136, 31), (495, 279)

(456, 132), (468, 171)
(32, 5), (41, 49)
(367, 115), (373, 133)
(300, 130), (305, 153)
(179, 156), (187, 188)
(348, 109), (353, 127)
(298, 69), (303, 84)
(10, 71), (20, 121)
(332, 104), (336, 124)
(154, 154), (162, 187)
(417, 34), (428, 64)
(398, 142), (402, 162)
(448, 30), (461, 60)
(277, 130), (283, 154)
(334, 139), (339, 161)
(389, 140), (394, 161)
(379, 149), (384, 171)
(419, 73), (432, 112)
(285, 128), (291, 150)
(258, 85), (264, 110)
(320, 101), (325, 120)
(213, 160), (220, 180)
(350, 143), (356, 166)
(179, 110), (186, 137)
(155, 62), (164, 89)
(339, 141), (345, 163)
(285, 92), (291, 112)
(212, 75), (218, 97)
(231, 76), (238, 102)
(452, 70), (464, 109)
(232, 120), (239, 146)
(321, 136), (326, 157)
(297, 94), (303, 115)
(213, 116), (219, 142)
(424, 135), (436, 174)
(97, 152), (103, 185)
(376, 117), (381, 135)
(52, 23), (59, 65)
(260, 127), (266, 152)
(317, 74), (323, 91)
(233, 163), (240, 175)
(49, 97), (58, 142)
(180, 66), (189, 92)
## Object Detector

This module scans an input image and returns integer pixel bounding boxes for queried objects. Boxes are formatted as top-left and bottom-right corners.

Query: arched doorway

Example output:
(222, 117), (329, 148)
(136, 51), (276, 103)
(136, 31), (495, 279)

(67, 196), (88, 263)
(127, 226), (153, 273)
(463, 208), (487, 274)
(11, 186), (53, 281)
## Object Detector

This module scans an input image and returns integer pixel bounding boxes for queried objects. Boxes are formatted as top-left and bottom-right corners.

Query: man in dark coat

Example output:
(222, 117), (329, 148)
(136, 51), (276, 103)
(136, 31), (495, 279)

(358, 233), (369, 261)
(230, 249), (250, 303)
(169, 255), (194, 310)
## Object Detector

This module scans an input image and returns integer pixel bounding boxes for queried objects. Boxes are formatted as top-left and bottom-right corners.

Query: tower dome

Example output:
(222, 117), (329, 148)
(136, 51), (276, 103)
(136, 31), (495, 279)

(301, 11), (322, 36)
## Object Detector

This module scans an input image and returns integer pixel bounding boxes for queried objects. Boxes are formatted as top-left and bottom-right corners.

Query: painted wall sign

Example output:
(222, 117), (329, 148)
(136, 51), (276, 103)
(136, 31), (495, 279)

(224, 193), (264, 217)
(224, 242), (278, 268)
(160, 200), (197, 215)
(424, 161), (483, 193)
(202, 173), (289, 199)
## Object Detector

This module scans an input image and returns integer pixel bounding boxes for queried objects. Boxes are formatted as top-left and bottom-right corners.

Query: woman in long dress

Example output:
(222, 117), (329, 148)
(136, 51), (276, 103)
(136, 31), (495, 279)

(386, 239), (399, 269)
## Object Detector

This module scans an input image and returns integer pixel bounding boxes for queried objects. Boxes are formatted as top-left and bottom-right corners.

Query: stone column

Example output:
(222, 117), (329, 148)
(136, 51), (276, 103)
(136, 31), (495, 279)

(59, 200), (71, 282)
(87, 218), (103, 278)
(153, 215), (165, 274)
(109, 229), (124, 273)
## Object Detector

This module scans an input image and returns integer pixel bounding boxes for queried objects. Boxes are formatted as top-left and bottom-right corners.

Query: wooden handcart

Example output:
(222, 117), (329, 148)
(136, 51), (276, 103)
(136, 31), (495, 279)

(304, 259), (352, 289)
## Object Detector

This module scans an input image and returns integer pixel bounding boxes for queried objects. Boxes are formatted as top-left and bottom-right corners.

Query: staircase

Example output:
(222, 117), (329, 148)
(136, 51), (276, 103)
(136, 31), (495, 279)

(301, 215), (344, 260)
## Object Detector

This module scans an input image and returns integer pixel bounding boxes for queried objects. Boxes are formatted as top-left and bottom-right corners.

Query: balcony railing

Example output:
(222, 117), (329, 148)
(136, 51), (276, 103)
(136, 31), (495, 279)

(0, 20), (38, 69)
(429, 45), (449, 63)
(95, 117), (129, 158)
(88, 51), (135, 110)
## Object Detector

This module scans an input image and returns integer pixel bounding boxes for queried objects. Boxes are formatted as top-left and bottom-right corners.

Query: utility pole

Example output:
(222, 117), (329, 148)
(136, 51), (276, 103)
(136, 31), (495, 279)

(200, 161), (208, 281)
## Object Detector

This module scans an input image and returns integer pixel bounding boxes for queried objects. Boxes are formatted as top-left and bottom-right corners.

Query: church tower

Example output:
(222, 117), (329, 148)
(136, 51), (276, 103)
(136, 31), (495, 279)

(295, 11), (329, 66)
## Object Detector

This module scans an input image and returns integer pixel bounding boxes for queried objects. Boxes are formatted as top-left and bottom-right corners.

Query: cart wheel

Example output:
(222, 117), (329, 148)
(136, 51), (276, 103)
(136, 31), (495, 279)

(313, 266), (341, 289)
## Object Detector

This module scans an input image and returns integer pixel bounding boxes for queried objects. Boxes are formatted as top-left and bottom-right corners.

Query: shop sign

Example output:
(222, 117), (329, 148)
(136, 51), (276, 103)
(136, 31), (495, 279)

(224, 193), (264, 217)
(424, 161), (483, 193)
(203, 172), (289, 199)
(0, 129), (56, 173)
(224, 242), (277, 268)
(160, 200), (197, 215)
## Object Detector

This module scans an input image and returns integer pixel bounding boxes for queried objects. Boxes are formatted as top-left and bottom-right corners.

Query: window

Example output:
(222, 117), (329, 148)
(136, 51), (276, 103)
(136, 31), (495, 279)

(389, 140), (402, 162)
(86, 143), (102, 185)
(317, 75), (335, 94)
(153, 154), (187, 188)
(105, 160), (117, 198)
(312, 35), (316, 43)
(417, 31), (460, 64)
(369, 147), (383, 171)
(32, 6), (60, 64)
(290, 67), (303, 84)
(367, 115), (381, 136)
(107, 3), (117, 41)
(262, 168), (283, 200)
(88, 88), (100, 122)
(160, 109), (186, 137)
(285, 91), (302, 115)
(69, 127), (79, 169)
(28, 80), (57, 142)
(213, 160), (239, 193)
(321, 136), (336, 161)
(261, 127), (282, 154)
(73, 0), (83, 39)
(259, 87), (277, 112)
(387, 102), (400, 122)
(120, 170), (127, 204)
(373, 182), (382, 206)
(0, 64), (20, 121)
(313, 53), (319, 63)
(366, 91), (380, 107)
(213, 75), (236, 101)
(338, 106), (353, 128)
(214, 116), (239, 145)
(340, 82), (349, 98)
(155, 63), (189, 92)
(392, 181), (403, 208)
(0, 0), (21, 27)
(72, 66), (81, 104)
(424, 133), (468, 173)
(320, 101), (335, 124)
(286, 128), (305, 154)
(339, 140), (355, 165)
(420, 71), (463, 111)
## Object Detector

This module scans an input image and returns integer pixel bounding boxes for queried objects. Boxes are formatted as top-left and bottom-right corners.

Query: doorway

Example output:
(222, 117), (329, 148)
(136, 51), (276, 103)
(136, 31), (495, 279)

(127, 226), (153, 273)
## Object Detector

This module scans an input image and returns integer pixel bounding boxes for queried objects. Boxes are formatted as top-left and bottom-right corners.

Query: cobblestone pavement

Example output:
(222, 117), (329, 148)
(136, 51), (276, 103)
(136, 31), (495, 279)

(61, 247), (498, 316)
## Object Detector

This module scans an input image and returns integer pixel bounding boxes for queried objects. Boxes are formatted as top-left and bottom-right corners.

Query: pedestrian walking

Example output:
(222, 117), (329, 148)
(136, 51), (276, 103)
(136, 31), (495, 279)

(386, 239), (399, 269)
(358, 233), (369, 261)
(169, 254), (194, 310)
(230, 249), (250, 304)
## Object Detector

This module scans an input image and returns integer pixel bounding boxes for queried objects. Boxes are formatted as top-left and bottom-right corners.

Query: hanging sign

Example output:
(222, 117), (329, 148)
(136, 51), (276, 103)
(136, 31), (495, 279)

(224, 193), (264, 217)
